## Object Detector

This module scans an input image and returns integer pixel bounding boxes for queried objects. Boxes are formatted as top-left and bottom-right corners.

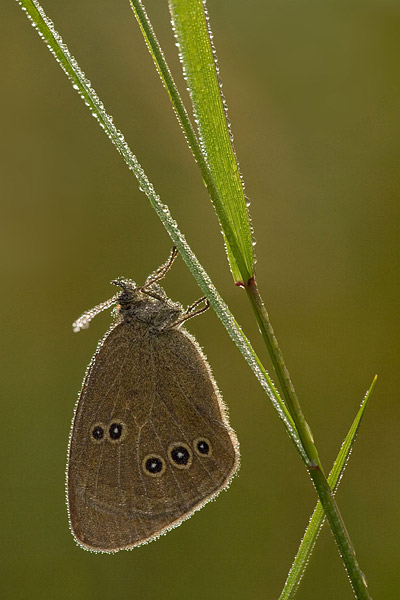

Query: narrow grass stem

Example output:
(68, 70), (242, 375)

(246, 277), (319, 466)
(308, 468), (370, 600)
(245, 277), (371, 600)
(279, 378), (375, 599)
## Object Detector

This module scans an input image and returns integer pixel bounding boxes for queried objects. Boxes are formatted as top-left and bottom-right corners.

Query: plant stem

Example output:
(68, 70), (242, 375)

(246, 277), (371, 599)
(309, 467), (370, 599)
(246, 277), (319, 466)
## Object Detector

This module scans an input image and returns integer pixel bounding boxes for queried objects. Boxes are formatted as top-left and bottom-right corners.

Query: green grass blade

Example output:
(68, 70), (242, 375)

(169, 0), (254, 284)
(16, 0), (306, 462)
(279, 375), (377, 600)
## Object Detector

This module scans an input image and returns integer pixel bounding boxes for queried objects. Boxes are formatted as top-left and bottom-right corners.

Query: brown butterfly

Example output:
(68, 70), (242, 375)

(66, 248), (239, 552)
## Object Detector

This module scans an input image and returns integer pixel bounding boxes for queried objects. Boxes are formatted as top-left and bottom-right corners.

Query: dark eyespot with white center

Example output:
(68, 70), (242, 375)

(194, 437), (212, 457)
(90, 423), (105, 443)
(142, 454), (166, 477)
(168, 443), (192, 469)
(108, 421), (126, 442)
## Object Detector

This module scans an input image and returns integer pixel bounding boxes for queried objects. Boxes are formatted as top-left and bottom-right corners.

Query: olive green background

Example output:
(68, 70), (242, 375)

(2, 1), (399, 598)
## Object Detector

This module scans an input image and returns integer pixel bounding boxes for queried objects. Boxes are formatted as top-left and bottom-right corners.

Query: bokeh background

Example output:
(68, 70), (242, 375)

(2, 1), (399, 598)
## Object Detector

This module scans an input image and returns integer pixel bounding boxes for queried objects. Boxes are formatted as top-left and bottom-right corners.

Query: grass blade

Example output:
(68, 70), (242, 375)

(169, 0), (254, 284)
(279, 376), (377, 600)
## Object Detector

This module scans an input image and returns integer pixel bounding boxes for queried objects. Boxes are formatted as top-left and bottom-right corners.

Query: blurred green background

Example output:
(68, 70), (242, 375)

(2, 1), (399, 598)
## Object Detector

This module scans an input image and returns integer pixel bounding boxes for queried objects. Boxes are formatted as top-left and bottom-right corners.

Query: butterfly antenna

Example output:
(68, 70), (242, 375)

(72, 294), (119, 333)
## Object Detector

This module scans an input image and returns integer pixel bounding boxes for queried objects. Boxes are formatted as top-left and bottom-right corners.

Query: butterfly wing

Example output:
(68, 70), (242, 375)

(67, 320), (239, 552)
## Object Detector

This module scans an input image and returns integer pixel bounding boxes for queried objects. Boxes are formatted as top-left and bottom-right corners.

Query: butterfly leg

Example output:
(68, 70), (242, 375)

(171, 297), (209, 328)
(141, 247), (179, 291)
